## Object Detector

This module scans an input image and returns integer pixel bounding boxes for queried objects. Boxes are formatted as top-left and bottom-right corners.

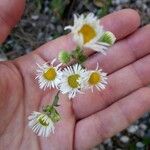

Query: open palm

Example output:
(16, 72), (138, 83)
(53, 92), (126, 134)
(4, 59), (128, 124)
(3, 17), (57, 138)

(0, 1), (150, 150)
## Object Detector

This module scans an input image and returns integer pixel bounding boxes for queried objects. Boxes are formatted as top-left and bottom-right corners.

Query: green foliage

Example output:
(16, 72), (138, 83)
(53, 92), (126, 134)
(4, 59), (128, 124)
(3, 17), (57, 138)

(43, 102), (61, 123)
(143, 136), (150, 145)
(129, 143), (136, 150)
(95, 0), (112, 17)
(58, 47), (87, 65)
(34, 0), (43, 11)
(128, 136), (150, 150)
(0, 43), (12, 52)
(50, 106), (61, 123)
(51, 0), (70, 18)
(71, 47), (87, 64)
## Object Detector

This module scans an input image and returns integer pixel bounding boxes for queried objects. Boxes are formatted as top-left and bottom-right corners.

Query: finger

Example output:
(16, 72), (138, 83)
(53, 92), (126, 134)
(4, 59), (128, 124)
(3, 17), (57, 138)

(0, 0), (25, 43)
(100, 9), (140, 40)
(74, 87), (150, 150)
(73, 54), (150, 119)
(73, 25), (150, 118)
(35, 9), (140, 62)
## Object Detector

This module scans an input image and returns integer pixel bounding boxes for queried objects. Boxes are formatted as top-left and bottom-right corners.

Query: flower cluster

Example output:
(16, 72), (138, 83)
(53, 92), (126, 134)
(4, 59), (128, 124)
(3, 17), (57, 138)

(28, 13), (116, 137)
(36, 61), (107, 99)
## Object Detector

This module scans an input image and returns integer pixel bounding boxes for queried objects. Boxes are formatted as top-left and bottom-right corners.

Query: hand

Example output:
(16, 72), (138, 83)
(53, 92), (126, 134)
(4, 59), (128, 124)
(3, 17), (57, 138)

(0, 0), (150, 150)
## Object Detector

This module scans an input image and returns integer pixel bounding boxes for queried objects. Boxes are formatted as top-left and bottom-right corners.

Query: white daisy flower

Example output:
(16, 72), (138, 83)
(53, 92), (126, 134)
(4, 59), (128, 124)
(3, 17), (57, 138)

(65, 13), (116, 55)
(28, 111), (55, 137)
(36, 59), (62, 90)
(59, 64), (88, 99)
(86, 64), (108, 92)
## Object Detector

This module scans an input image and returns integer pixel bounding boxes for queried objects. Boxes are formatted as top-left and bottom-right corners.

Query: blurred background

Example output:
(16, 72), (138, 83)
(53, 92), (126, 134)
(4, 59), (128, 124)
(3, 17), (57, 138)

(0, 0), (150, 149)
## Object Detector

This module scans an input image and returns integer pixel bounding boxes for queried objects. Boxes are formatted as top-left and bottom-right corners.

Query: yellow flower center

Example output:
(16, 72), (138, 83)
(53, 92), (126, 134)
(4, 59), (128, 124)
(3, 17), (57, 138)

(43, 67), (57, 81)
(68, 74), (80, 88)
(79, 24), (96, 44)
(88, 72), (101, 85)
(38, 117), (49, 126)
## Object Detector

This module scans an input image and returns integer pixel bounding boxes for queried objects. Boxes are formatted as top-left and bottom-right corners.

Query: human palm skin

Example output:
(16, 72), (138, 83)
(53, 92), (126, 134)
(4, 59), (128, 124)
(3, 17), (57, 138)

(0, 1), (150, 150)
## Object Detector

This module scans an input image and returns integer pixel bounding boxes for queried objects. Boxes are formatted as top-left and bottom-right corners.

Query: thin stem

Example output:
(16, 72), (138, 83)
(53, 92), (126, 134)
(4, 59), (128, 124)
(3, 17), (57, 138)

(52, 91), (60, 107)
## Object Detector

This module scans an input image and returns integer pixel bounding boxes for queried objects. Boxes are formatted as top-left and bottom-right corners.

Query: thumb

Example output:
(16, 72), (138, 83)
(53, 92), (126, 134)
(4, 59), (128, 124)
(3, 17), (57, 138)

(0, 0), (25, 43)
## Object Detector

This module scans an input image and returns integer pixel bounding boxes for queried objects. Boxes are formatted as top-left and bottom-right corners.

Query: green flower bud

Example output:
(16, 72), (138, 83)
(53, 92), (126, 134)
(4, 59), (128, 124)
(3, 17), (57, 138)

(100, 31), (116, 45)
(58, 51), (71, 64)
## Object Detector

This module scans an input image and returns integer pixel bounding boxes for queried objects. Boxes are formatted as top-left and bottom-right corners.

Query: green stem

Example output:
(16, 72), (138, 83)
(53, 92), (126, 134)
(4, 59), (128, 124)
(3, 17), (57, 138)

(52, 91), (60, 107)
